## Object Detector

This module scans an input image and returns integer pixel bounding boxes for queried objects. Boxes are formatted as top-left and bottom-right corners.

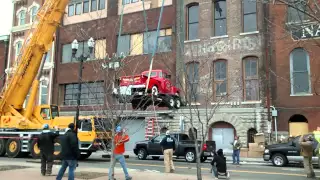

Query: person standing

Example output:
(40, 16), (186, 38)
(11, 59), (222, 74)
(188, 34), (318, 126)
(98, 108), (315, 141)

(299, 134), (315, 178)
(231, 136), (242, 165)
(108, 126), (132, 180)
(160, 130), (175, 173)
(37, 124), (59, 176)
(56, 123), (80, 180)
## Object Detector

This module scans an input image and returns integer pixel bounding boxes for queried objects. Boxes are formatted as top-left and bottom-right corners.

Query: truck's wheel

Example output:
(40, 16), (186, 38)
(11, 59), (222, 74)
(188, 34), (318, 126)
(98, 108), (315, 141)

(53, 138), (62, 160)
(271, 153), (287, 167)
(6, 139), (22, 158)
(79, 152), (92, 160)
(30, 139), (41, 159)
(0, 139), (6, 156)
(201, 156), (207, 163)
(137, 148), (147, 160)
(175, 98), (181, 109)
(185, 149), (196, 163)
(167, 96), (175, 109)
(151, 86), (158, 96)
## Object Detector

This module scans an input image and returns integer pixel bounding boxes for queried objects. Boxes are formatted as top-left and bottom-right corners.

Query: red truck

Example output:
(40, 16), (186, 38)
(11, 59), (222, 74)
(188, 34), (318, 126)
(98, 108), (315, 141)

(117, 69), (181, 110)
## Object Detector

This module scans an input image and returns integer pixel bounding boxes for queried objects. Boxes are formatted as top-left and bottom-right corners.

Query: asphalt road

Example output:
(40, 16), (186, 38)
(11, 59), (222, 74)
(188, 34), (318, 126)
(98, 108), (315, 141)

(0, 154), (317, 179)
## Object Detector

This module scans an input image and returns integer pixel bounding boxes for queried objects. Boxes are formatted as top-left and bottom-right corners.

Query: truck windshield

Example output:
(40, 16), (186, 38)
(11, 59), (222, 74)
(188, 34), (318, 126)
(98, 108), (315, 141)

(51, 105), (59, 119)
(143, 72), (157, 77)
(80, 119), (92, 131)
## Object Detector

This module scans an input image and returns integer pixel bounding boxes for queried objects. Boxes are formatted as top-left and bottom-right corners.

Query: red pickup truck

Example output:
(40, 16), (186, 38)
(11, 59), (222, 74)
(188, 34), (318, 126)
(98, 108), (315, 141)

(118, 69), (181, 110)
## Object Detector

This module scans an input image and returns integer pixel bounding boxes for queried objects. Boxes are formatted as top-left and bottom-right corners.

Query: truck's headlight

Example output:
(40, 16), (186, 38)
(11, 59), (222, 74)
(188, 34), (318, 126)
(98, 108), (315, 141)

(264, 149), (269, 153)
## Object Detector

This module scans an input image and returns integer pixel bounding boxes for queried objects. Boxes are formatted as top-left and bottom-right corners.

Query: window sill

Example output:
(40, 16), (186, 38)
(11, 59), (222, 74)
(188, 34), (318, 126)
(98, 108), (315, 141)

(290, 93), (313, 97)
(210, 35), (228, 40)
(240, 31), (259, 36)
(241, 100), (262, 105)
(211, 102), (230, 105)
(184, 39), (200, 43)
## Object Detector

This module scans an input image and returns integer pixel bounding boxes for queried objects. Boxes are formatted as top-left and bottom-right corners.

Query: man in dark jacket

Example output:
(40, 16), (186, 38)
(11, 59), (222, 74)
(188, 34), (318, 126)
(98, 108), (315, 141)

(56, 123), (80, 180)
(160, 130), (175, 173)
(299, 134), (315, 178)
(211, 149), (229, 179)
(37, 124), (59, 176)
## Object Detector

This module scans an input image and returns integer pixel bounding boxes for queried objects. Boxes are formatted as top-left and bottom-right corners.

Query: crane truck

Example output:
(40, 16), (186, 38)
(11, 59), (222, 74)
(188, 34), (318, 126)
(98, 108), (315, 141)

(0, 0), (111, 160)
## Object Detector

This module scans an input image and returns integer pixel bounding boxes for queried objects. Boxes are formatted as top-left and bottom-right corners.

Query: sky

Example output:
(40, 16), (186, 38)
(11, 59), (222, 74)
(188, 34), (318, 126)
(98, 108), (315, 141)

(0, 0), (13, 36)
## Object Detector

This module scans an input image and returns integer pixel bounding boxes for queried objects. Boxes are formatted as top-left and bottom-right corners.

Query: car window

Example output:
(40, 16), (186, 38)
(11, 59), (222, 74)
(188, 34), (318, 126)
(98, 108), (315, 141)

(153, 135), (166, 142)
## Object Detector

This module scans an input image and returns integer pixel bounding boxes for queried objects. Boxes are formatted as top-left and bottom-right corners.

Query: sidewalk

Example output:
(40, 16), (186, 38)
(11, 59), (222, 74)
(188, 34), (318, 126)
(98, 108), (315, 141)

(0, 163), (212, 180)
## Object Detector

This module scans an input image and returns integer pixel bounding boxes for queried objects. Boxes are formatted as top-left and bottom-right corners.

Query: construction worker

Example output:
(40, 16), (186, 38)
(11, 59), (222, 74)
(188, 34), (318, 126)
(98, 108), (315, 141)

(108, 125), (132, 180)
(299, 134), (315, 178)
(37, 124), (59, 176)
(160, 130), (175, 173)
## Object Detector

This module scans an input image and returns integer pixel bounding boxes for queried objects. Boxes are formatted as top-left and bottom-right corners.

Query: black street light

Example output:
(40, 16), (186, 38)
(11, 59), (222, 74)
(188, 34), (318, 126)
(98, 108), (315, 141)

(72, 37), (95, 128)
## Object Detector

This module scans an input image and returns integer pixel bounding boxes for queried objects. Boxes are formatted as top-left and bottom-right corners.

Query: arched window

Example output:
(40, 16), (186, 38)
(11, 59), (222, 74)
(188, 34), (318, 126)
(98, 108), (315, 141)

(243, 57), (259, 101)
(187, 3), (199, 40)
(15, 41), (23, 60)
(213, 60), (227, 101)
(186, 62), (199, 102)
(247, 128), (257, 144)
(18, 10), (26, 25)
(290, 48), (311, 95)
(30, 6), (38, 23)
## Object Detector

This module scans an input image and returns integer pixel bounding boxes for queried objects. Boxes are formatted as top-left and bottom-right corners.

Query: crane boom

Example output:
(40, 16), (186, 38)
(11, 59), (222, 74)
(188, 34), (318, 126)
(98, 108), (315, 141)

(0, 0), (69, 113)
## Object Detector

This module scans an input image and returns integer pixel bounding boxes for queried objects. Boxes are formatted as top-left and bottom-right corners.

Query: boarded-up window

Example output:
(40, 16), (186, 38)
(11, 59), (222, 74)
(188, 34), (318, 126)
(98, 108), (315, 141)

(130, 33), (143, 55)
(95, 39), (106, 59)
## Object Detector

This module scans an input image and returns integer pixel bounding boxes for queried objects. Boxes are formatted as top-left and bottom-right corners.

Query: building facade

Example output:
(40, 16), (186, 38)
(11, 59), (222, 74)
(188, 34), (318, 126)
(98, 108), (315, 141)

(269, 1), (320, 137)
(8, 0), (55, 107)
(175, 0), (269, 150)
(0, 35), (10, 89)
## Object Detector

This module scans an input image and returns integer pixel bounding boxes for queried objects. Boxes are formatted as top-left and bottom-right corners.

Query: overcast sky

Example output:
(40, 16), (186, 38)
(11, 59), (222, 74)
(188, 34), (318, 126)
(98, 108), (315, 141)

(0, 1), (13, 36)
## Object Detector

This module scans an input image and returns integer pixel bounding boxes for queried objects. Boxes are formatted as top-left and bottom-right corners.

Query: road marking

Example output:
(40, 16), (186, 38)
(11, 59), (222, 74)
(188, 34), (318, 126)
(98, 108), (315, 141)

(126, 163), (306, 177)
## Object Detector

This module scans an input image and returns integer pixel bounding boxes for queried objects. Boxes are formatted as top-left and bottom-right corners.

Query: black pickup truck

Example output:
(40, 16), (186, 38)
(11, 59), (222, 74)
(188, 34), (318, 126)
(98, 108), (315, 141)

(263, 133), (319, 167)
(133, 133), (215, 163)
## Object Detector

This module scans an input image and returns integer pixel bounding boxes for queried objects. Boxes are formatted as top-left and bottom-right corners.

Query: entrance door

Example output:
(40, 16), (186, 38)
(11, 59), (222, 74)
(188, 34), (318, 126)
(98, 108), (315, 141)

(120, 119), (145, 152)
(212, 128), (234, 154)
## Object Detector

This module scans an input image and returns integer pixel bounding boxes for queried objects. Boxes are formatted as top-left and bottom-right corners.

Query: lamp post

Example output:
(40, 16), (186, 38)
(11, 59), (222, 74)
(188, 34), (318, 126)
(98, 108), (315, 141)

(101, 52), (126, 105)
(71, 37), (95, 128)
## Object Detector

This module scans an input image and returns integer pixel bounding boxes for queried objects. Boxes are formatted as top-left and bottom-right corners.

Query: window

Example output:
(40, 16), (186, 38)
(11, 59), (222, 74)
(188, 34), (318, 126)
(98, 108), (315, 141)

(15, 41), (22, 58)
(143, 31), (157, 54)
(91, 0), (97, 12)
(83, 1), (90, 13)
(186, 62), (199, 102)
(45, 47), (52, 62)
(68, 4), (75, 16)
(75, 3), (82, 15)
(98, 0), (105, 10)
(117, 35), (130, 56)
(18, 10), (26, 25)
(30, 6), (38, 23)
(187, 4), (199, 40)
(94, 39), (107, 59)
(287, 0), (306, 23)
(243, 0), (257, 32)
(243, 57), (259, 101)
(64, 82), (104, 106)
(143, 29), (172, 54)
(123, 0), (139, 5)
(130, 34), (143, 55)
(290, 48), (311, 95)
(62, 41), (93, 63)
(213, 60), (227, 100)
(40, 81), (48, 105)
(40, 108), (51, 120)
(213, 0), (227, 36)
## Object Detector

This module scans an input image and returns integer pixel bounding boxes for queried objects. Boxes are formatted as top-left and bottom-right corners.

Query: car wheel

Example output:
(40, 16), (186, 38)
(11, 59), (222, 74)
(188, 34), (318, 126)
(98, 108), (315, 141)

(137, 148), (147, 160)
(167, 96), (175, 109)
(151, 86), (158, 96)
(151, 156), (160, 160)
(271, 153), (287, 167)
(175, 98), (181, 109)
(185, 149), (196, 163)
(200, 156), (207, 163)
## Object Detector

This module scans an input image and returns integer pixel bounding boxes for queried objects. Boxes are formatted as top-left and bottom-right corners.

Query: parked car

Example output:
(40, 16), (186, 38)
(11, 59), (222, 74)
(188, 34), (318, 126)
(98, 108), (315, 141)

(263, 133), (319, 167)
(133, 133), (215, 163)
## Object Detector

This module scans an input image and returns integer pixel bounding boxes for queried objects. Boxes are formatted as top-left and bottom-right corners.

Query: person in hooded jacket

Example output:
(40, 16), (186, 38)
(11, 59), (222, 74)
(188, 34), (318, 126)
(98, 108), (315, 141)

(37, 124), (59, 176)
(160, 130), (175, 173)
(211, 149), (229, 179)
(56, 123), (80, 180)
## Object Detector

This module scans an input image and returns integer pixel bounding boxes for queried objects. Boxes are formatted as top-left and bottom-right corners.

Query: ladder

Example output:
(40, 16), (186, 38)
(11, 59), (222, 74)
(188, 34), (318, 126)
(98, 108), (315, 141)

(145, 118), (159, 140)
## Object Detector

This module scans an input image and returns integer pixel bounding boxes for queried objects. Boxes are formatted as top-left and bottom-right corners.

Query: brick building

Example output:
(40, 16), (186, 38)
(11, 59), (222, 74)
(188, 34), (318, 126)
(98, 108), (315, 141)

(54, 0), (176, 150)
(7, 0), (55, 106)
(175, 0), (269, 150)
(0, 35), (10, 89)
(269, 1), (320, 136)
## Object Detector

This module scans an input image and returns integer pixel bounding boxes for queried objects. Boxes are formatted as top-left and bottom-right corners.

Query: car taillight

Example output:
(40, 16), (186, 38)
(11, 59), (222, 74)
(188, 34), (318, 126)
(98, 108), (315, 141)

(202, 144), (207, 151)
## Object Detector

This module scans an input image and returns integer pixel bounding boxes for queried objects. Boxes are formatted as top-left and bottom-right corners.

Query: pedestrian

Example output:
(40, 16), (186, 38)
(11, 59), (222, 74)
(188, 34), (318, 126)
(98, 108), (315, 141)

(37, 124), (59, 176)
(56, 123), (80, 180)
(231, 136), (242, 165)
(299, 134), (316, 178)
(211, 149), (229, 179)
(108, 125), (132, 180)
(313, 127), (320, 169)
(160, 130), (175, 173)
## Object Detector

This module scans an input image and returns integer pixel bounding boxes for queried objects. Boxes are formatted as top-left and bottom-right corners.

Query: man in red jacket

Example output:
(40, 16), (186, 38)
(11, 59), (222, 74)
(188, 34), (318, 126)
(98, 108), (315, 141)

(109, 126), (132, 180)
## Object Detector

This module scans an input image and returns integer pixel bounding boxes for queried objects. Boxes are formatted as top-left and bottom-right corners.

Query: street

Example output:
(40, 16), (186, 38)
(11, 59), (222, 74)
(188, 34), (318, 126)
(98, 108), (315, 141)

(0, 153), (317, 180)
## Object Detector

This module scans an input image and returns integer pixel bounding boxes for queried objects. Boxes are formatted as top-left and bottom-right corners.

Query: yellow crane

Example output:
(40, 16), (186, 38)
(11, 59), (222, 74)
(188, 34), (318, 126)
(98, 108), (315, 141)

(0, 0), (110, 159)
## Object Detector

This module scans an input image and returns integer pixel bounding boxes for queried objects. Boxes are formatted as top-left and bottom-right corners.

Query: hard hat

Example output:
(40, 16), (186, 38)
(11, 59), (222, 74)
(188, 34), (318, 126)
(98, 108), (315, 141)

(116, 125), (122, 133)
(43, 124), (49, 129)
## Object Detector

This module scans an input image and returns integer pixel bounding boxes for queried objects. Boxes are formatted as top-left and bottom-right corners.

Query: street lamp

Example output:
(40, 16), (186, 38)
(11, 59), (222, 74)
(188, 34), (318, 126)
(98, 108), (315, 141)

(72, 37), (95, 128)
